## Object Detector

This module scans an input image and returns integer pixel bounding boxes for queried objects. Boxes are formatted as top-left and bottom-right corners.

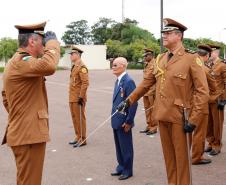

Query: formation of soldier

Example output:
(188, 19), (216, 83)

(1, 17), (226, 185)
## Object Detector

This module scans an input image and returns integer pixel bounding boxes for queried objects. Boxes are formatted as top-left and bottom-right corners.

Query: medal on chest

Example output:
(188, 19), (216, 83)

(120, 87), (124, 98)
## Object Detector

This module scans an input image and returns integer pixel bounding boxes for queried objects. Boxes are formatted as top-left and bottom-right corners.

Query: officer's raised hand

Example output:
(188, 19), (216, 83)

(77, 97), (83, 106)
(43, 31), (57, 45)
(184, 122), (196, 133)
(117, 99), (130, 112)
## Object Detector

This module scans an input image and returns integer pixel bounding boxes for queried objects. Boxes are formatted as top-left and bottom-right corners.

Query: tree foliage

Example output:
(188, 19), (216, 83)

(61, 17), (226, 62)
(61, 20), (91, 45)
(0, 38), (18, 64)
(91, 17), (116, 44)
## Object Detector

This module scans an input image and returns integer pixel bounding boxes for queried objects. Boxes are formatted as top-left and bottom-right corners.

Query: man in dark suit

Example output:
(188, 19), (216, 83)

(111, 57), (138, 180)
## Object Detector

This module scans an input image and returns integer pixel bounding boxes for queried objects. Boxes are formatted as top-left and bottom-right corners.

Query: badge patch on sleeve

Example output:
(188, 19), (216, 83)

(196, 58), (203, 66)
(81, 67), (88, 73)
(22, 56), (32, 61)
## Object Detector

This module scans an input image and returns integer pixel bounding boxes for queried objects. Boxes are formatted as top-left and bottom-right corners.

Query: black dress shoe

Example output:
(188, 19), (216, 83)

(69, 140), (77, 145)
(111, 172), (121, 176)
(73, 142), (87, 148)
(146, 130), (157, 135)
(209, 149), (220, 156)
(193, 159), (212, 165)
(204, 147), (212, 152)
(118, 174), (132, 180)
(139, 129), (148, 133)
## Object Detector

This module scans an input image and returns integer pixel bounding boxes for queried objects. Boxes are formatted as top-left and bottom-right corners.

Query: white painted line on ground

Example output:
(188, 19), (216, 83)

(86, 178), (93, 181)
(149, 135), (155, 138)
(51, 149), (57, 152)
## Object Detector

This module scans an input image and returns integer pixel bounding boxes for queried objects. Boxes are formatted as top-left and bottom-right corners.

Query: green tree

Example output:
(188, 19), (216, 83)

(0, 38), (18, 64)
(61, 20), (91, 45)
(91, 17), (116, 44)
(60, 46), (65, 58)
(105, 39), (126, 58)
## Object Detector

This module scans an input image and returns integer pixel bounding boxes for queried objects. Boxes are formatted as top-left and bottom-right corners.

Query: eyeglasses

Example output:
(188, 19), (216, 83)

(112, 64), (119, 67)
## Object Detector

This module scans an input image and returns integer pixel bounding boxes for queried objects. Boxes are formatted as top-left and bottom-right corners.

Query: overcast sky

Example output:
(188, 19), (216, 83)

(1, 0), (226, 44)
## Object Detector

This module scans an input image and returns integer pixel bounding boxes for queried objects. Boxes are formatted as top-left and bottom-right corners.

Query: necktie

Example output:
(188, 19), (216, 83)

(114, 79), (119, 95)
(167, 53), (174, 61)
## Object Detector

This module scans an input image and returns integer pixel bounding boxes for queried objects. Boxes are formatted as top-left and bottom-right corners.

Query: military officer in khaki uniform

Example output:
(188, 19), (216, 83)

(1, 22), (60, 185)
(205, 44), (226, 155)
(117, 18), (209, 185)
(140, 48), (158, 135)
(191, 44), (216, 165)
(68, 46), (89, 147)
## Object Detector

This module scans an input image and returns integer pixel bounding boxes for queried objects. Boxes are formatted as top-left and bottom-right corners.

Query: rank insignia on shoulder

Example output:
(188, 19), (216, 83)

(22, 56), (32, 61)
(196, 58), (203, 66)
(185, 48), (196, 54)
(81, 67), (88, 73)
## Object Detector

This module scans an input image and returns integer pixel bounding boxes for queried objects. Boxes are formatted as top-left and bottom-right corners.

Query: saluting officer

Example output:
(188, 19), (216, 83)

(68, 46), (89, 147)
(1, 22), (60, 185)
(140, 48), (158, 135)
(191, 44), (216, 165)
(205, 44), (226, 155)
(117, 18), (209, 185)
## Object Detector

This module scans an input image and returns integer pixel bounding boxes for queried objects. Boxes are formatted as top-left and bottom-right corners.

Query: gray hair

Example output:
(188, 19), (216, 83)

(114, 57), (128, 68)
(18, 33), (39, 47)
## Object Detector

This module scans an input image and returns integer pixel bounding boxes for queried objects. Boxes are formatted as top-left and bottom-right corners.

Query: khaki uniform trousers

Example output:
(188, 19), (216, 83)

(207, 102), (224, 151)
(11, 142), (46, 185)
(159, 121), (190, 185)
(69, 102), (87, 143)
(191, 113), (208, 163)
(143, 95), (158, 132)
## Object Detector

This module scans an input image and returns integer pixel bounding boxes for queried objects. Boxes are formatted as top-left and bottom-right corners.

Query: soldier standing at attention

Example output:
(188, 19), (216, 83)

(1, 22), (60, 185)
(117, 18), (209, 185)
(205, 44), (226, 155)
(140, 48), (158, 135)
(191, 44), (216, 165)
(68, 46), (89, 147)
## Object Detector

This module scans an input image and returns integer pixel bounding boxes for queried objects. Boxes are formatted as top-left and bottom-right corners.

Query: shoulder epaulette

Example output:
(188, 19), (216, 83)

(185, 48), (196, 54)
(18, 51), (29, 55)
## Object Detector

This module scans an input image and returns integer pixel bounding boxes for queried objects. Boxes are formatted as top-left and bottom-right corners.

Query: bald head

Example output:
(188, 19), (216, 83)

(112, 57), (128, 77)
(113, 57), (128, 68)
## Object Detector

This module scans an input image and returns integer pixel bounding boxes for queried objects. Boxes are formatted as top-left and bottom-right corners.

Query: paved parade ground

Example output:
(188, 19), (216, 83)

(0, 70), (226, 185)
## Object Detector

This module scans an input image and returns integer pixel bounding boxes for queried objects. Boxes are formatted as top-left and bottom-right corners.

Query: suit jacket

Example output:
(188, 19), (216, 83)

(128, 46), (209, 126)
(111, 73), (138, 129)
(69, 60), (89, 103)
(1, 40), (60, 146)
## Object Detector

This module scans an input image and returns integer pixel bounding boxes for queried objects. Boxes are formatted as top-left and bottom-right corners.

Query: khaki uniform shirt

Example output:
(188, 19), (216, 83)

(143, 59), (155, 96)
(128, 46), (209, 126)
(2, 40), (60, 146)
(69, 60), (89, 102)
(209, 58), (226, 101)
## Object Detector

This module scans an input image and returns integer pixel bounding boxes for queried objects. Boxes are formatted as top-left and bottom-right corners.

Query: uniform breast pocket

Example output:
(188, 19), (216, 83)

(37, 110), (49, 134)
(173, 73), (187, 86)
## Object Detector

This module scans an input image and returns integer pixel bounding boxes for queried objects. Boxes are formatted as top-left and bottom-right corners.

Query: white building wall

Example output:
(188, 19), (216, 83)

(59, 45), (110, 70)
